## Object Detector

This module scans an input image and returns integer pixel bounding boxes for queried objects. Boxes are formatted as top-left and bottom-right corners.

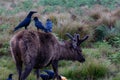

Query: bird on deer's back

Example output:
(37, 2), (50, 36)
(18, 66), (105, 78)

(33, 17), (47, 32)
(45, 19), (53, 32)
(14, 11), (37, 32)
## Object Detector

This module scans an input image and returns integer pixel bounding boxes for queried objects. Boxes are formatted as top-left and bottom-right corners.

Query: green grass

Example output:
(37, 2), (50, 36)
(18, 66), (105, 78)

(59, 55), (109, 80)
(113, 73), (120, 80)
(0, 44), (119, 80)
(0, 0), (120, 80)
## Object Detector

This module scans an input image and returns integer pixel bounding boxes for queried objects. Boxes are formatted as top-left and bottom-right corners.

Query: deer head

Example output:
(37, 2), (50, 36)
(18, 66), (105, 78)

(66, 33), (89, 62)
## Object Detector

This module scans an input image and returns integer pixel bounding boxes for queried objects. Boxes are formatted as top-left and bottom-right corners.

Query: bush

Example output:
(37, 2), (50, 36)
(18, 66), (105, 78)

(93, 25), (107, 41)
(81, 60), (108, 80)
(93, 24), (120, 47)
(107, 35), (120, 47)
(106, 20), (120, 47)
(109, 52), (120, 64)
(61, 60), (109, 80)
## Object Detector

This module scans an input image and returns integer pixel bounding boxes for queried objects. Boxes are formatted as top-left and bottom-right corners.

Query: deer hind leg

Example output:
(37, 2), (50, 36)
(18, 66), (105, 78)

(16, 62), (22, 80)
(35, 69), (40, 80)
(52, 60), (62, 80)
(14, 55), (23, 80)
(20, 63), (34, 80)
(20, 57), (36, 80)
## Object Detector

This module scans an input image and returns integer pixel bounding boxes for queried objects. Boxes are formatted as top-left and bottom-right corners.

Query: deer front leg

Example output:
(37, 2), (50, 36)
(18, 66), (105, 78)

(52, 60), (61, 80)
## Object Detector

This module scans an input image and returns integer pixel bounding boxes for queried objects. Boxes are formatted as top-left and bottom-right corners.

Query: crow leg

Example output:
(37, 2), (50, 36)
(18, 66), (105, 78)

(25, 26), (27, 30)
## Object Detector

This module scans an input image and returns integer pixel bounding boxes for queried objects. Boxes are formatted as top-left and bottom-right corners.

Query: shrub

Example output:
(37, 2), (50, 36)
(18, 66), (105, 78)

(109, 52), (120, 64)
(82, 58), (109, 80)
(107, 35), (120, 47)
(106, 20), (120, 47)
(93, 24), (120, 44)
(61, 59), (109, 80)
(93, 25), (107, 41)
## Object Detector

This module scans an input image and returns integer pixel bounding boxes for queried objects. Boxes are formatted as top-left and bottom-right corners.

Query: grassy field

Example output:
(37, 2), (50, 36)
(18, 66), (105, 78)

(0, 0), (120, 80)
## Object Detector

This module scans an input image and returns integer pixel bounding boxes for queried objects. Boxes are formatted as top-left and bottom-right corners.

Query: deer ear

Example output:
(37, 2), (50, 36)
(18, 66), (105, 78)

(79, 35), (89, 44)
(66, 33), (73, 40)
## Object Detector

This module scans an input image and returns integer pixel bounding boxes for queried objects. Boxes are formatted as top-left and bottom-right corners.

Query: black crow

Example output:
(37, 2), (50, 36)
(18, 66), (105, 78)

(45, 19), (53, 32)
(33, 17), (47, 31)
(44, 70), (54, 79)
(14, 11), (37, 31)
(6, 74), (13, 80)
(40, 74), (49, 80)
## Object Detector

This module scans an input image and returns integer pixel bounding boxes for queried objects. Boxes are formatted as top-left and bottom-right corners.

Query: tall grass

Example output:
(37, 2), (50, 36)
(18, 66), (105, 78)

(59, 58), (109, 80)
(0, 0), (120, 80)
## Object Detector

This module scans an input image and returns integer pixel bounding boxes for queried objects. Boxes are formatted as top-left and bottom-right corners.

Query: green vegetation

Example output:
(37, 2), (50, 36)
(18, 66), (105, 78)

(0, 0), (120, 80)
(60, 60), (108, 80)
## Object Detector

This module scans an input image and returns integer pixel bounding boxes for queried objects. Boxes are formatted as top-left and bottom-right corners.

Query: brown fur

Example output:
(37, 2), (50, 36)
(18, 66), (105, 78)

(10, 30), (88, 80)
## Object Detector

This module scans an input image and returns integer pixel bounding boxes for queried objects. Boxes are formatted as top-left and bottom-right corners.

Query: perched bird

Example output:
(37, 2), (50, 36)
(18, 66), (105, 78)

(45, 19), (53, 32)
(6, 74), (13, 80)
(40, 74), (49, 80)
(33, 17), (47, 31)
(14, 11), (37, 32)
(44, 70), (54, 79)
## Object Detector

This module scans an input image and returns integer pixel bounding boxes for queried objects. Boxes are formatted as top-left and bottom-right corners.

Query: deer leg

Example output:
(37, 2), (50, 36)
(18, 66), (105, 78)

(16, 62), (22, 80)
(14, 55), (23, 80)
(20, 58), (35, 80)
(20, 63), (34, 80)
(35, 69), (40, 80)
(52, 60), (61, 80)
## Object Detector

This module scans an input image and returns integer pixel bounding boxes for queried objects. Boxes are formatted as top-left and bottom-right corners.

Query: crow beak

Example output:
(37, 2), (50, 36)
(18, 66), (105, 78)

(32, 11), (37, 13)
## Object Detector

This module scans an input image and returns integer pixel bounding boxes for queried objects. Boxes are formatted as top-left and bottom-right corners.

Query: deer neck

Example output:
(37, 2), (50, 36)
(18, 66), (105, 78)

(59, 41), (77, 61)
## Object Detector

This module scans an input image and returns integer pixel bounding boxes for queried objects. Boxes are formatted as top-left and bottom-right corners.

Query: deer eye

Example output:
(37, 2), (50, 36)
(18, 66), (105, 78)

(72, 42), (77, 49)
(73, 38), (77, 42)
(74, 40), (76, 42)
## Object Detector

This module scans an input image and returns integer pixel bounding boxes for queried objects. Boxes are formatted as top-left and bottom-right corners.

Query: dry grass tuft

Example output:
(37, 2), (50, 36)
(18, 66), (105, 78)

(89, 4), (109, 20)
(88, 6), (120, 29)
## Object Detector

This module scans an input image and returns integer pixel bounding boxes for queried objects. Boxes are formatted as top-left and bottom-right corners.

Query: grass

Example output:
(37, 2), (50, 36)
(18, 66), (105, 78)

(0, 44), (120, 80)
(58, 45), (115, 80)
(0, 0), (120, 80)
